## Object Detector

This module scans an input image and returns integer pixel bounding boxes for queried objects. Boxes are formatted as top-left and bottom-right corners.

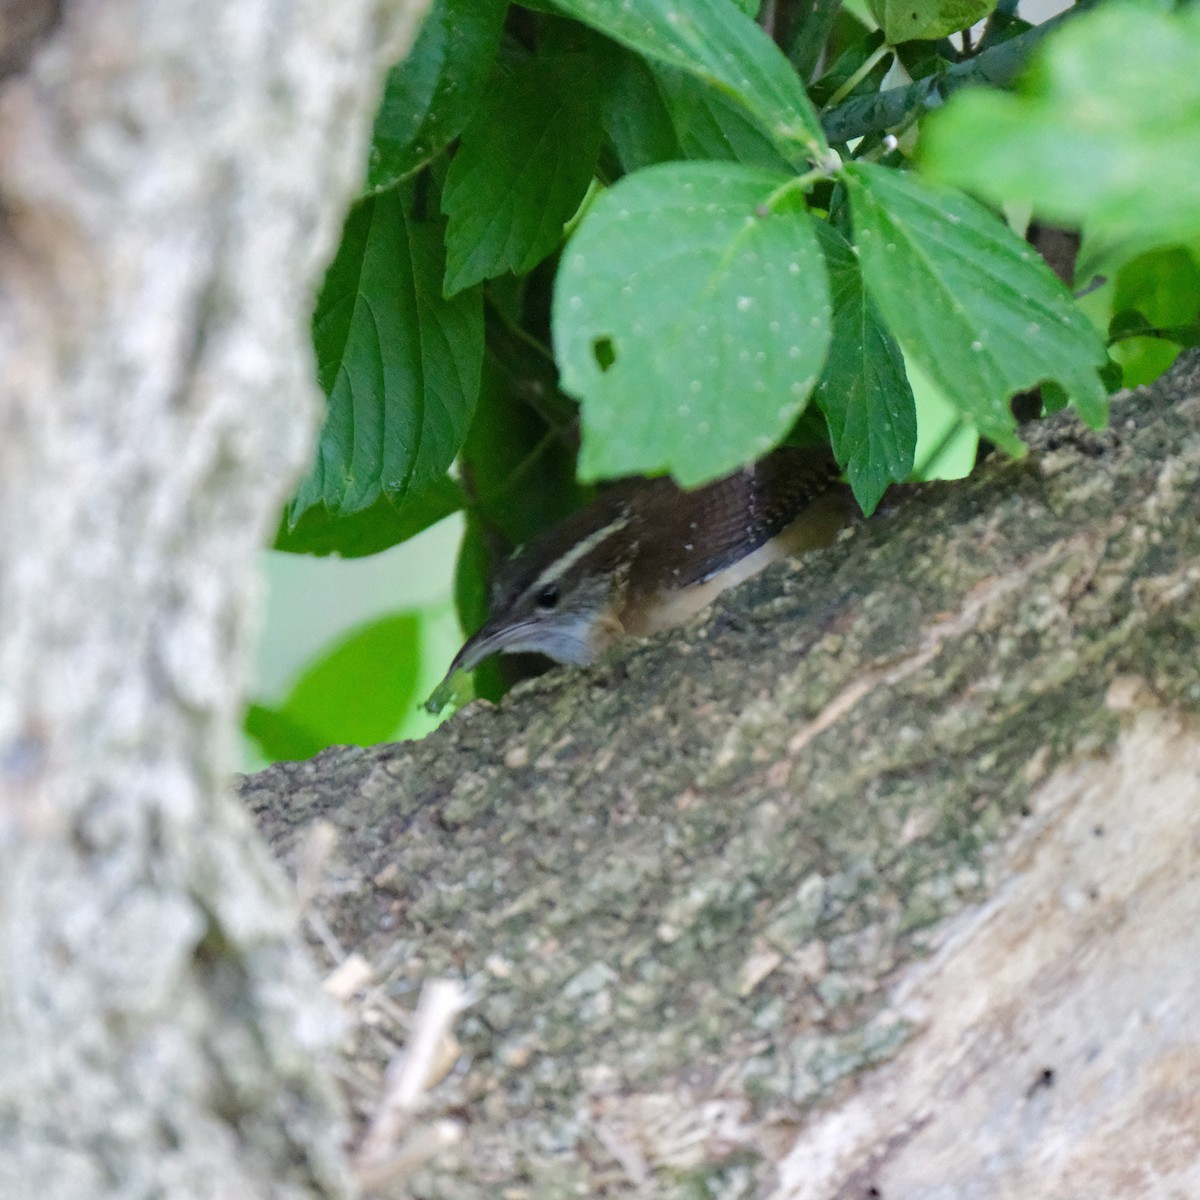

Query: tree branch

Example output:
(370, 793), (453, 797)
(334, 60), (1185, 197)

(250, 351), (1200, 1198)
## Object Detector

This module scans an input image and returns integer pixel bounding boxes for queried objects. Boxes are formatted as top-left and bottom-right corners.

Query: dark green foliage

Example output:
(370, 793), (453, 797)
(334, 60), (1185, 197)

(289, 182), (482, 525)
(367, 0), (508, 191)
(255, 0), (1200, 754)
(813, 221), (915, 515)
(442, 51), (604, 294)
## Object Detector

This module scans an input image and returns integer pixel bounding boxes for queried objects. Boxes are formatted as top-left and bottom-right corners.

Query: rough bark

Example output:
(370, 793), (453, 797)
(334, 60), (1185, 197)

(0, 2), (428, 1197)
(249, 351), (1200, 1199)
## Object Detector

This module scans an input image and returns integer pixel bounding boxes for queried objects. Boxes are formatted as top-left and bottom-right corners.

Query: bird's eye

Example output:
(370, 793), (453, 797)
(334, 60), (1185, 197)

(535, 582), (560, 610)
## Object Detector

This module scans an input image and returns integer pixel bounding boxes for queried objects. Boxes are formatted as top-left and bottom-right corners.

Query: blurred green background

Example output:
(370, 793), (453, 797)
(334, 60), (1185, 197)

(243, 515), (464, 769)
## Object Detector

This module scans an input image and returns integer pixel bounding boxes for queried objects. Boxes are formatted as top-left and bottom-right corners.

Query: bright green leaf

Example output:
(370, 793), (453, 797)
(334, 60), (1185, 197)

(291, 184), (483, 521)
(920, 4), (1200, 258)
(1108, 246), (1200, 387)
(868, 0), (995, 44)
(843, 162), (1107, 451)
(275, 475), (462, 558)
(552, 0), (827, 164)
(244, 704), (325, 764)
(812, 221), (916, 515)
(258, 614), (424, 757)
(443, 53), (603, 295)
(554, 161), (832, 486)
(366, 0), (508, 192)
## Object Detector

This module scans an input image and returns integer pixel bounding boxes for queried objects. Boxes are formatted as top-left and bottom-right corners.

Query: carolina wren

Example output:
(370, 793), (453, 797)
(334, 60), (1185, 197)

(428, 446), (855, 708)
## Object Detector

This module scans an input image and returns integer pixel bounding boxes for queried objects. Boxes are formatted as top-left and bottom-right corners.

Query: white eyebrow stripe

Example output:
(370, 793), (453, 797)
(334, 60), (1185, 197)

(529, 513), (632, 593)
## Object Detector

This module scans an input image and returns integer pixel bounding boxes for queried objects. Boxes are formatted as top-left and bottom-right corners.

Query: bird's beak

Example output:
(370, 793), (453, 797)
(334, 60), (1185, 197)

(446, 619), (531, 677)
(423, 618), (537, 713)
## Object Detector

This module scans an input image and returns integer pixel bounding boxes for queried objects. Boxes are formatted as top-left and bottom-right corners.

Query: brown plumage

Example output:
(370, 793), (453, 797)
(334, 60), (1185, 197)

(427, 446), (855, 709)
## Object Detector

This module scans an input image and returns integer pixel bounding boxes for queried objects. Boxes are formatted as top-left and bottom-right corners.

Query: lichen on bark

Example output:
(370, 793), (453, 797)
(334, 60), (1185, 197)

(250, 356), (1200, 1196)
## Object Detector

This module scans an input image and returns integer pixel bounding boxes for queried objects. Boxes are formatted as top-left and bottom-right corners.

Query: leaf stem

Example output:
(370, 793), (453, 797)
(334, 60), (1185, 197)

(821, 42), (892, 112)
(759, 157), (842, 213)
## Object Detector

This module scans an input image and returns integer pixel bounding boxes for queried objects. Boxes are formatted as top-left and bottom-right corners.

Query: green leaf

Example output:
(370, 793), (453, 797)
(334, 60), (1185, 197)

(652, 64), (796, 173)
(891, 37), (952, 84)
(249, 614), (427, 763)
(812, 221), (916, 515)
(246, 613), (423, 760)
(809, 29), (893, 108)
(443, 52), (603, 295)
(868, 0), (995, 44)
(244, 704), (325, 764)
(789, 0), (844, 82)
(843, 162), (1107, 451)
(599, 50), (795, 174)
(554, 161), (832, 486)
(287, 613), (422, 745)
(920, 5), (1200, 259)
(463, 353), (586, 549)
(366, 0), (508, 192)
(1108, 246), (1200, 387)
(291, 184), (483, 521)
(274, 475), (462, 558)
(552, 0), (827, 164)
(600, 48), (684, 173)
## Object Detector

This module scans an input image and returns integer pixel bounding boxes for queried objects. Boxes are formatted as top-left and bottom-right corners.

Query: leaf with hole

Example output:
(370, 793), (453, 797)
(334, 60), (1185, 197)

(554, 161), (831, 486)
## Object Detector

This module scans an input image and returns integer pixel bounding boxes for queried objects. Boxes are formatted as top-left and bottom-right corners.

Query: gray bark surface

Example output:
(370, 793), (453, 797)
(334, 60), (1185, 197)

(0, 2), (428, 1197)
(249, 351), (1200, 1199)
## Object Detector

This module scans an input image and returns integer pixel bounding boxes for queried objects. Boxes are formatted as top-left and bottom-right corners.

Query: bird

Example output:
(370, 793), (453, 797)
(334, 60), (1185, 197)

(426, 445), (855, 711)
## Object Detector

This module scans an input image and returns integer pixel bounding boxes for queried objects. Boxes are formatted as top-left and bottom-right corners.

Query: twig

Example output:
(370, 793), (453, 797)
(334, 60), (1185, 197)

(294, 818), (337, 911)
(356, 1121), (464, 1193)
(355, 978), (474, 1171)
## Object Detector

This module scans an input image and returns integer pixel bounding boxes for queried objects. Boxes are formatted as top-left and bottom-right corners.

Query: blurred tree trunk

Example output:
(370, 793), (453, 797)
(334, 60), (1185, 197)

(0, 2), (428, 1197)
(251, 352), (1200, 1199)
